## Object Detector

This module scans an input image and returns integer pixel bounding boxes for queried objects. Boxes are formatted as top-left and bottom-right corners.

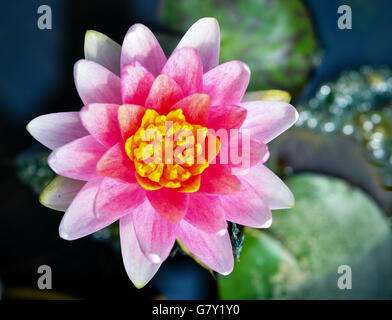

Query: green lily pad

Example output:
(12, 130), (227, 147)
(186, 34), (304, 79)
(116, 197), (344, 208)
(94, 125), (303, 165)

(158, 0), (320, 98)
(218, 228), (304, 299)
(270, 174), (390, 278)
(287, 235), (392, 299)
(218, 174), (390, 299)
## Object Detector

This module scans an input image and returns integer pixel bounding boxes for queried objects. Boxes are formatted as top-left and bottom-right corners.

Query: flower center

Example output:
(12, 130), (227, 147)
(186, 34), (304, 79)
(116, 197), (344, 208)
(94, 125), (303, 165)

(125, 109), (220, 192)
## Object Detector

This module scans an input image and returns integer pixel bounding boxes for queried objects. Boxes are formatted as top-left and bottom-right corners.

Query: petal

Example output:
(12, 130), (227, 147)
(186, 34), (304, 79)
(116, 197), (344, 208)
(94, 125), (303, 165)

(94, 178), (145, 220)
(96, 143), (136, 183)
(84, 30), (121, 76)
(184, 194), (227, 234)
(178, 220), (233, 275)
(74, 59), (122, 105)
(80, 103), (122, 148)
(240, 101), (298, 143)
(59, 176), (118, 240)
(132, 199), (177, 264)
(220, 178), (272, 228)
(39, 176), (86, 212)
(121, 62), (155, 105)
(135, 174), (162, 191)
(207, 105), (247, 130)
(239, 164), (294, 209)
(203, 61), (250, 106)
(120, 214), (161, 288)
(120, 24), (166, 76)
(27, 112), (88, 150)
(161, 47), (203, 96)
(169, 94), (210, 125)
(199, 165), (241, 194)
(176, 175), (201, 193)
(48, 135), (106, 181)
(146, 189), (189, 224)
(144, 74), (184, 113)
(118, 104), (147, 141)
(216, 132), (269, 173)
(175, 17), (220, 72)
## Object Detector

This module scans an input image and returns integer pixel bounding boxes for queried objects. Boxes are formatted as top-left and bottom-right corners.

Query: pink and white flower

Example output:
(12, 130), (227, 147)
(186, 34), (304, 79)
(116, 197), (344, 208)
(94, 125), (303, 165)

(27, 18), (298, 288)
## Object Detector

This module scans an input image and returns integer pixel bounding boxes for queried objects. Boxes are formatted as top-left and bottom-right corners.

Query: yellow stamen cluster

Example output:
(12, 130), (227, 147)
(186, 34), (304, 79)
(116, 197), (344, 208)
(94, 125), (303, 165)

(125, 109), (219, 192)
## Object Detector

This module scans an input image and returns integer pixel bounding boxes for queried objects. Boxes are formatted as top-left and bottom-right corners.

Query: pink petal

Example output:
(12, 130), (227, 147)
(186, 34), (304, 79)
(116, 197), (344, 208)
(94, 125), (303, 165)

(161, 47), (203, 96)
(84, 30), (121, 76)
(59, 176), (118, 240)
(121, 62), (155, 105)
(27, 112), (88, 150)
(175, 17), (220, 72)
(184, 194), (227, 234)
(118, 104), (147, 141)
(240, 101), (298, 143)
(39, 176), (86, 212)
(120, 214), (161, 288)
(74, 59), (122, 105)
(120, 24), (166, 76)
(178, 220), (233, 275)
(80, 103), (122, 148)
(132, 199), (177, 264)
(96, 143), (136, 183)
(217, 132), (269, 173)
(146, 189), (189, 224)
(48, 135), (106, 181)
(239, 164), (294, 209)
(94, 177), (145, 220)
(220, 178), (272, 228)
(207, 105), (247, 130)
(199, 165), (241, 194)
(169, 94), (210, 125)
(203, 61), (250, 106)
(144, 74), (184, 113)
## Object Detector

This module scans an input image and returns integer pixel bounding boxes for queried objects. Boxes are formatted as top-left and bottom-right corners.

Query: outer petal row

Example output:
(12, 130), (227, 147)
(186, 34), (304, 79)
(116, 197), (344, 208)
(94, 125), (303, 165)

(84, 30), (121, 76)
(27, 112), (88, 150)
(240, 101), (299, 143)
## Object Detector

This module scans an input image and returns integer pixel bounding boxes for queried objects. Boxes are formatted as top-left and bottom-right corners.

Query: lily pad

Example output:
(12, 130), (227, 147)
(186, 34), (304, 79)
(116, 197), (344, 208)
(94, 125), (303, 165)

(218, 228), (304, 299)
(218, 174), (390, 299)
(158, 0), (320, 98)
(270, 174), (390, 278)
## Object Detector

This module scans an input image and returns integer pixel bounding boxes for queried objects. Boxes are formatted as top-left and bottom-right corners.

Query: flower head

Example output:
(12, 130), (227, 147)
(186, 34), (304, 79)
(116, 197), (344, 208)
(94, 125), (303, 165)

(27, 18), (298, 288)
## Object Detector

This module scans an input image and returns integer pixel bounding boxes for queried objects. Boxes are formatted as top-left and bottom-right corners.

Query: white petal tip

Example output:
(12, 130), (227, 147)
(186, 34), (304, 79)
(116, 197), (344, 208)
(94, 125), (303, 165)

(260, 219), (272, 228)
(133, 282), (147, 289)
(59, 231), (70, 241)
(147, 253), (162, 264)
(220, 270), (232, 276)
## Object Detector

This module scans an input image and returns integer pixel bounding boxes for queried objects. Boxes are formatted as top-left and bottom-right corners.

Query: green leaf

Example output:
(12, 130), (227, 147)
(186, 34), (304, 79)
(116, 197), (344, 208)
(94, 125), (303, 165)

(158, 0), (320, 97)
(218, 174), (390, 299)
(270, 174), (390, 278)
(218, 228), (304, 299)
(15, 151), (55, 194)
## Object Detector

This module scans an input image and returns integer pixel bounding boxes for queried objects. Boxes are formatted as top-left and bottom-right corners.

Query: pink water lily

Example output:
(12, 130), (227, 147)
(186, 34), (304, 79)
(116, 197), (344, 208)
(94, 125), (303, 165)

(27, 18), (298, 288)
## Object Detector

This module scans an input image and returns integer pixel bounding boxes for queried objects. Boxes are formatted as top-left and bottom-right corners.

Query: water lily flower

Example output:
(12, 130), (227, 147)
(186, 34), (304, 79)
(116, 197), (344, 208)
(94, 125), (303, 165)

(27, 17), (298, 288)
